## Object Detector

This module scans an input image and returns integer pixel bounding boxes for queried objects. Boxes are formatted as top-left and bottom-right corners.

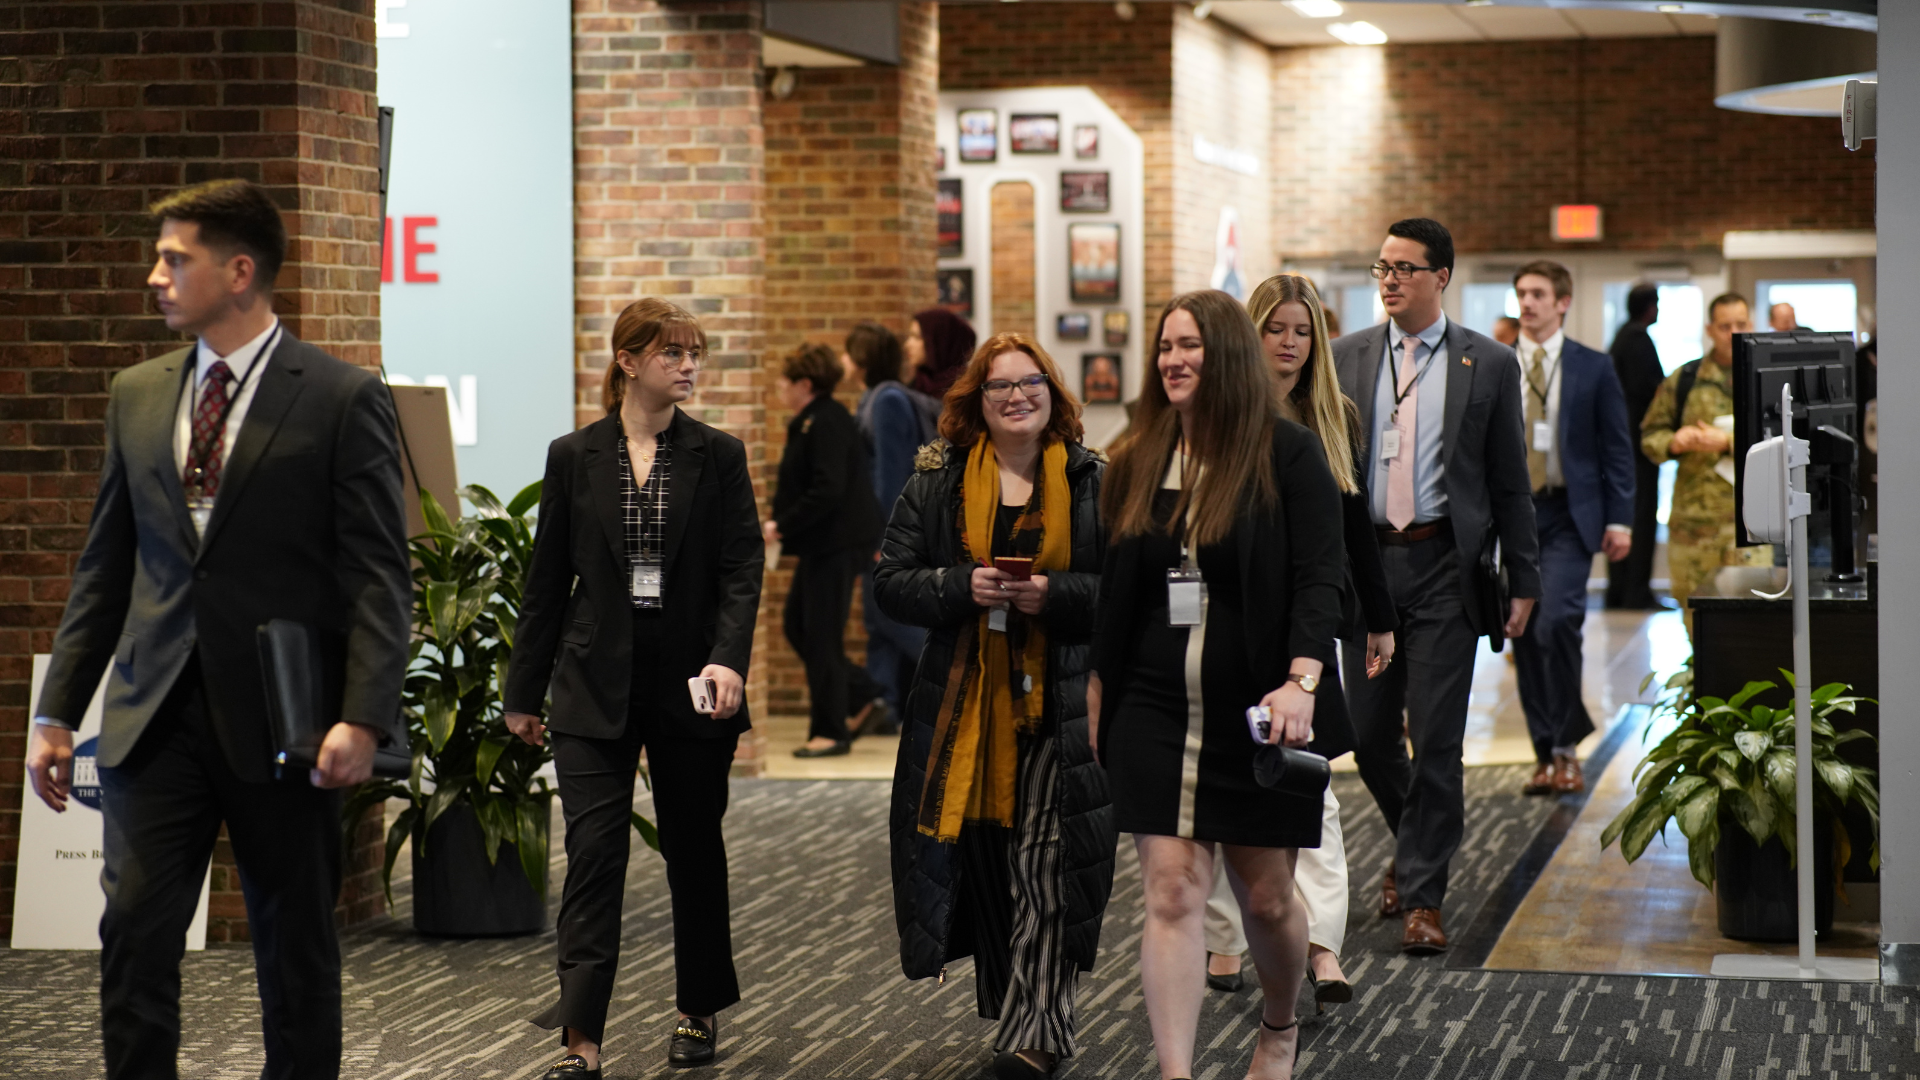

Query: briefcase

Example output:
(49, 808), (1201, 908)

(1477, 531), (1512, 653)
(257, 618), (409, 781)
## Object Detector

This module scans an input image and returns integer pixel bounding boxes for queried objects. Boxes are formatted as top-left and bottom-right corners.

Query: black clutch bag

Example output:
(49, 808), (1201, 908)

(1252, 744), (1332, 800)
(1477, 530), (1512, 653)
(257, 619), (409, 781)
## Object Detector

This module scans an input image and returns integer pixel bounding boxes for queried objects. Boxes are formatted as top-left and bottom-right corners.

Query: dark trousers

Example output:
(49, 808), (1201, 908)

(1606, 448), (1660, 608)
(99, 658), (344, 1080)
(1513, 494), (1598, 763)
(862, 561), (927, 713)
(1343, 529), (1479, 913)
(535, 614), (741, 1043)
(786, 546), (883, 741)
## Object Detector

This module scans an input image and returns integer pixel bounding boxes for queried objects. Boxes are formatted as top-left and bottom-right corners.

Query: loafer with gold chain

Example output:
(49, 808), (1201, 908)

(669, 1016), (716, 1067)
(540, 1054), (599, 1080)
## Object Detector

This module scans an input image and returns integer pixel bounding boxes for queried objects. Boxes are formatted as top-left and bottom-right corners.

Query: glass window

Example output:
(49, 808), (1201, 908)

(1756, 279), (1857, 337)
(1601, 282), (1704, 376)
(1339, 284), (1384, 331)
(1460, 283), (1517, 338)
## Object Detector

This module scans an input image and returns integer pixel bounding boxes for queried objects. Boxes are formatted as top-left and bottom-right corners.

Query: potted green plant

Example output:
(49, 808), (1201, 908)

(342, 482), (658, 936)
(1600, 664), (1880, 941)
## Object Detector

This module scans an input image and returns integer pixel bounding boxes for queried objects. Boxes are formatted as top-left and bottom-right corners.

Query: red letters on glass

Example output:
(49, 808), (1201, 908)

(402, 216), (439, 283)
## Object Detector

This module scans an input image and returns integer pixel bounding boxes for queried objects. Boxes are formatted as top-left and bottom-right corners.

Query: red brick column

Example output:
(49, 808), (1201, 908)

(0, 0), (384, 939)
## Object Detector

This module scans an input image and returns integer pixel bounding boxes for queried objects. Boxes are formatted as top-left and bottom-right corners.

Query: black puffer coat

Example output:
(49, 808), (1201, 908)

(875, 440), (1115, 981)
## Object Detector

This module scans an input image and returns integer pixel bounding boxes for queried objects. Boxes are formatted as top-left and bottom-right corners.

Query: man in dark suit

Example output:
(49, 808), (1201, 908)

(1332, 218), (1540, 956)
(766, 343), (885, 757)
(1508, 262), (1635, 799)
(25, 179), (410, 1079)
(1606, 283), (1665, 610)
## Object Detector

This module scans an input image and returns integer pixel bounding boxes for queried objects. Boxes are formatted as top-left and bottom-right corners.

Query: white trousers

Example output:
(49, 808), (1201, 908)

(1204, 785), (1348, 958)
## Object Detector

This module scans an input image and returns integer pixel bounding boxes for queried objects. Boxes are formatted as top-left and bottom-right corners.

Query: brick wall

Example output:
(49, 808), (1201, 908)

(989, 180), (1036, 336)
(1172, 9), (1274, 297)
(0, 0), (384, 940)
(1269, 36), (1876, 259)
(758, 4), (938, 720)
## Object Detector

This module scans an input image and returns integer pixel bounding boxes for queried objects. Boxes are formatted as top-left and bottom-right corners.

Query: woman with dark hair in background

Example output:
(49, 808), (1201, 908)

(847, 322), (934, 726)
(504, 297), (764, 1077)
(908, 307), (977, 399)
(1092, 290), (1347, 1080)
(878, 333), (1113, 1080)
(768, 343), (887, 757)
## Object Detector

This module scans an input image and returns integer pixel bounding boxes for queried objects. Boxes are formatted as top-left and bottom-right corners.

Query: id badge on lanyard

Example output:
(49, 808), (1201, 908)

(631, 560), (663, 605)
(1532, 421), (1553, 453)
(1168, 546), (1206, 627)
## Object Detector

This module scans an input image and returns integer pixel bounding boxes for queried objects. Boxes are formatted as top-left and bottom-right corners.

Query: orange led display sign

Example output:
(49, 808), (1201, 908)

(1551, 204), (1603, 242)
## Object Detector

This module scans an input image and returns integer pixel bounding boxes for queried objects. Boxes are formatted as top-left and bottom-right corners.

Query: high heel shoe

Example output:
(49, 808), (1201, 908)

(1253, 1015), (1300, 1080)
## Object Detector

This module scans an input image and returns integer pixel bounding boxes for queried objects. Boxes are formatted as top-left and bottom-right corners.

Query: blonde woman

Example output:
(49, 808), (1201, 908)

(1200, 275), (1399, 1008)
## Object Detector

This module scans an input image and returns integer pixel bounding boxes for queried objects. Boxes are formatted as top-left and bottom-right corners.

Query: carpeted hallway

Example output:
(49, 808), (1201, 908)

(2, 768), (1914, 1079)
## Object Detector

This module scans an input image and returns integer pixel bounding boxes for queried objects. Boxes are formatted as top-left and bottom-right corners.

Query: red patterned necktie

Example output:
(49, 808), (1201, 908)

(184, 360), (234, 500)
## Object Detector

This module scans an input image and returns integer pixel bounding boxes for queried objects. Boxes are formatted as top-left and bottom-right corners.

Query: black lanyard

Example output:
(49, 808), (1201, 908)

(1387, 334), (1441, 425)
(185, 325), (278, 487)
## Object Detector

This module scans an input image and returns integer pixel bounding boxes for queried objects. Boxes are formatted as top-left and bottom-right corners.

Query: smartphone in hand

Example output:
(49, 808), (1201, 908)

(993, 556), (1034, 581)
(688, 676), (719, 715)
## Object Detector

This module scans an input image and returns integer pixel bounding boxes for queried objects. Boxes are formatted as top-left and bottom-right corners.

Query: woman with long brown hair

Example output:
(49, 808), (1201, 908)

(1090, 290), (1347, 1080)
(503, 298), (764, 1077)
(877, 333), (1113, 1080)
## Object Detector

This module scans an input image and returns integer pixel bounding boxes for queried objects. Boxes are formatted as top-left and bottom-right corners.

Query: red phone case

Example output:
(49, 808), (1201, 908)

(993, 557), (1034, 581)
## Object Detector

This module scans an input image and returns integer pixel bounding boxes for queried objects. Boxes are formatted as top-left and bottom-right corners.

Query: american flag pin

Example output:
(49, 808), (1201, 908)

(1462, 357), (1474, 366)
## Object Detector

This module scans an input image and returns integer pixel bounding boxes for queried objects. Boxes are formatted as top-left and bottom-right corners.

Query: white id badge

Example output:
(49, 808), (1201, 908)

(1379, 428), (1402, 461)
(1167, 568), (1205, 627)
(631, 561), (663, 600)
(988, 606), (1008, 633)
(1532, 421), (1553, 453)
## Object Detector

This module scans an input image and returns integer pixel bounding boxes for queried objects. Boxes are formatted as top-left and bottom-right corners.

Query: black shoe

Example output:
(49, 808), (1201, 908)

(540, 1055), (600, 1079)
(669, 1016), (716, 1067)
(1205, 954), (1243, 992)
(792, 740), (851, 758)
(855, 698), (898, 737)
(992, 1049), (1056, 1079)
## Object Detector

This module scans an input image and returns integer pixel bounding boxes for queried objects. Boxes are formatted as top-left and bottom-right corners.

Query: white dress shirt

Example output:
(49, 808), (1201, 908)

(172, 318), (281, 478)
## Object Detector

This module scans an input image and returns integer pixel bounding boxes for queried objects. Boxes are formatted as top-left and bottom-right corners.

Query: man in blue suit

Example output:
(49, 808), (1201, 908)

(1509, 261), (1635, 796)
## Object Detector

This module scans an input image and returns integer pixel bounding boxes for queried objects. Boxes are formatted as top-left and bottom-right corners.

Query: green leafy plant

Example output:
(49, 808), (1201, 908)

(343, 482), (658, 903)
(1600, 663), (1879, 890)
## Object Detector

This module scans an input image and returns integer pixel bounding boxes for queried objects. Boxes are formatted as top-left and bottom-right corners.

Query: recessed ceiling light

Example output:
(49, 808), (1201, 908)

(1656, 3), (1684, 11)
(1283, 0), (1344, 16)
(1327, 20), (1388, 45)
(1464, 0), (1495, 6)
(1805, 10), (1831, 18)
(1192, 1), (1214, 19)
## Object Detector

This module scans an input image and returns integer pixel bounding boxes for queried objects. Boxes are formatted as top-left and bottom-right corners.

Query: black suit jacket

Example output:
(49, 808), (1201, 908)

(504, 410), (763, 740)
(1609, 321), (1665, 446)
(35, 332), (412, 783)
(772, 394), (881, 557)
(1333, 319), (1542, 633)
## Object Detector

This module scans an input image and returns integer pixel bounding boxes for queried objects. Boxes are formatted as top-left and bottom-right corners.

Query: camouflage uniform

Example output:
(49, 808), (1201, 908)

(1640, 357), (1773, 636)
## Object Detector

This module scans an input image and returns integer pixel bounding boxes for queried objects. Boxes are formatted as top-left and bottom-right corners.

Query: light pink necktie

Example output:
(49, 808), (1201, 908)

(1385, 335), (1419, 531)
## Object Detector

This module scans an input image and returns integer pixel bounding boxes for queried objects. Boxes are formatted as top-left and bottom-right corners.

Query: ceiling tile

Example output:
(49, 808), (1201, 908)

(1446, 5), (1585, 41)
(1558, 7), (1692, 36)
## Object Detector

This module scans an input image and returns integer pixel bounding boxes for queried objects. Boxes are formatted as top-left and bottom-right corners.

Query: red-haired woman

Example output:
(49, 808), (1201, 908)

(877, 333), (1114, 1080)
(503, 298), (764, 1078)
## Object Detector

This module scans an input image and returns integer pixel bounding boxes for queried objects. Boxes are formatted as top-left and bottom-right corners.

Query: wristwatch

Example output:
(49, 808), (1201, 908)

(1287, 672), (1320, 693)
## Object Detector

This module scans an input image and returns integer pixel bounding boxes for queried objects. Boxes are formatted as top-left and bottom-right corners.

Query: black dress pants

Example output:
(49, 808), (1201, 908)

(98, 657), (344, 1080)
(534, 613), (741, 1045)
(785, 546), (883, 741)
(1342, 529), (1479, 913)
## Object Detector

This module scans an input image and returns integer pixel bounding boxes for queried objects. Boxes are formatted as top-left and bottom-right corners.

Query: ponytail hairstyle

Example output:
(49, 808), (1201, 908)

(603, 298), (706, 415)
(1245, 273), (1359, 495)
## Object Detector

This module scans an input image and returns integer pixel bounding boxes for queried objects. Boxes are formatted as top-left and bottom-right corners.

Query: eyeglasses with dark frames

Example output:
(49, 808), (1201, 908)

(982, 374), (1050, 402)
(1369, 261), (1442, 282)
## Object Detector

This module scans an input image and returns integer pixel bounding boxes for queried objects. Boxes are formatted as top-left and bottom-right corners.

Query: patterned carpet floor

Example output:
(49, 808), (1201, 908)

(2, 766), (1916, 1079)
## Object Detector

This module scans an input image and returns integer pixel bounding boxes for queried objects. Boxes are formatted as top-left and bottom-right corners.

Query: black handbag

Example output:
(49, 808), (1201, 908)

(1477, 530), (1512, 653)
(257, 619), (409, 781)
(1252, 744), (1332, 800)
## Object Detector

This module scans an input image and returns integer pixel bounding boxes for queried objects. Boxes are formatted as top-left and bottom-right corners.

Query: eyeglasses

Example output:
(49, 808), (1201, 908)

(983, 374), (1049, 402)
(653, 345), (705, 370)
(1369, 261), (1442, 282)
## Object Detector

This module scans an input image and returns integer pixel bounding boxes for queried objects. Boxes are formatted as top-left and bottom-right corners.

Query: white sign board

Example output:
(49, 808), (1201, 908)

(12, 656), (209, 950)
(377, 0), (574, 500)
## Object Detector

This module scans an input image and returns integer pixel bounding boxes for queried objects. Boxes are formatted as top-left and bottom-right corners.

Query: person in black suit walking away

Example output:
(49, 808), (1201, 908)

(503, 298), (764, 1077)
(1507, 262), (1636, 798)
(26, 179), (412, 1080)
(767, 344), (886, 757)
(1332, 219), (1541, 956)
(1605, 283), (1666, 610)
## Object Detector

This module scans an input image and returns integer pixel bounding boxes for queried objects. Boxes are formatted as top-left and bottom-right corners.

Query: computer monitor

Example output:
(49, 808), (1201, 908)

(1731, 332), (1858, 561)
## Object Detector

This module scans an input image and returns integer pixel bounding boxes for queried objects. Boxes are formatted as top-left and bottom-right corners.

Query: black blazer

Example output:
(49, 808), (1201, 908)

(1609, 321), (1665, 451)
(772, 394), (881, 556)
(1091, 422), (1354, 758)
(35, 332), (412, 783)
(504, 410), (763, 740)
(1333, 319), (1542, 633)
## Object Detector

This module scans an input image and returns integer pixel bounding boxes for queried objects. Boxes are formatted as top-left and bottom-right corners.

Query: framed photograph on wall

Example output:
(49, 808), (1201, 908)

(937, 179), (963, 258)
(938, 267), (974, 320)
(1059, 171), (1110, 213)
(1074, 124), (1099, 159)
(1103, 310), (1129, 347)
(958, 108), (997, 163)
(1068, 222), (1121, 305)
(936, 146), (946, 171)
(1082, 352), (1123, 404)
(1009, 113), (1061, 154)
(1057, 312), (1091, 341)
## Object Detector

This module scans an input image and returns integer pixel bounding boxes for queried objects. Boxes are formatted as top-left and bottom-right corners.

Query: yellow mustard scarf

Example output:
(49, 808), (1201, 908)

(916, 438), (1072, 842)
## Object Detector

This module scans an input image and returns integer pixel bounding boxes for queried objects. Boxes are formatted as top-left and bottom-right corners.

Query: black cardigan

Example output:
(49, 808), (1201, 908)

(503, 410), (764, 740)
(1091, 420), (1356, 759)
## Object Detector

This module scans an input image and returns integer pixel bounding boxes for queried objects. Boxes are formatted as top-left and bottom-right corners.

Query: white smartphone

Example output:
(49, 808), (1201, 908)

(1246, 705), (1271, 744)
(688, 676), (719, 715)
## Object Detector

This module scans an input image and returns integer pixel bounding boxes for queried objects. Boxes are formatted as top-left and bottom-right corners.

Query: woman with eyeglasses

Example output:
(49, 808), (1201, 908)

(1092, 290), (1347, 1080)
(877, 333), (1114, 1080)
(503, 298), (764, 1078)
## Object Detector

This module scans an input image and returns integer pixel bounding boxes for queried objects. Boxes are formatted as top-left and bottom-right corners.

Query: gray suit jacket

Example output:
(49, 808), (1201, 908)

(35, 332), (412, 783)
(1333, 319), (1542, 633)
